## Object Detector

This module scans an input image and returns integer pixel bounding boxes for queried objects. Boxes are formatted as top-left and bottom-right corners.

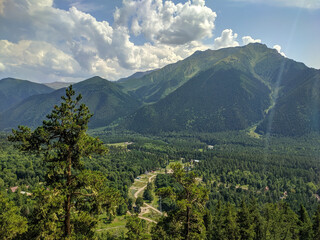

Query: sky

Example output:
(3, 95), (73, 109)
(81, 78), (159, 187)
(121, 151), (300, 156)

(0, 0), (319, 83)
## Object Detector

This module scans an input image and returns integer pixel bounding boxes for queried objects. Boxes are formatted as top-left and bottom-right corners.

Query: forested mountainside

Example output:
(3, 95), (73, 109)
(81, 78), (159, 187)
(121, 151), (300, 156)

(119, 43), (320, 136)
(0, 78), (54, 113)
(1, 43), (320, 137)
(0, 76), (142, 130)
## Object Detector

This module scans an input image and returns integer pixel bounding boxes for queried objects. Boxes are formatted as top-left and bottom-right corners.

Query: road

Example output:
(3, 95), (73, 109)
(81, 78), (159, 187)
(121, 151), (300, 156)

(132, 173), (162, 223)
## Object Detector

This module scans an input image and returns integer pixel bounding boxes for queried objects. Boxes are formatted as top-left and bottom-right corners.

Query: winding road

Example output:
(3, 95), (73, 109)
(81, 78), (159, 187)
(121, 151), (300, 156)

(132, 173), (162, 223)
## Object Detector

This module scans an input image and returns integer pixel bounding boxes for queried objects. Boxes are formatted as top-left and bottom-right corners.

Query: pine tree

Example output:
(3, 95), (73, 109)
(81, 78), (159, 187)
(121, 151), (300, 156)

(237, 201), (255, 240)
(143, 182), (154, 202)
(0, 192), (28, 239)
(152, 163), (208, 240)
(126, 215), (149, 240)
(298, 204), (313, 240)
(313, 205), (320, 240)
(9, 86), (120, 238)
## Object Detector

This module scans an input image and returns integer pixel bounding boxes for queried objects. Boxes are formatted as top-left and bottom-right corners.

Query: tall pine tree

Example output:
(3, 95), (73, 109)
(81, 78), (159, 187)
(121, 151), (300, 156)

(9, 86), (120, 239)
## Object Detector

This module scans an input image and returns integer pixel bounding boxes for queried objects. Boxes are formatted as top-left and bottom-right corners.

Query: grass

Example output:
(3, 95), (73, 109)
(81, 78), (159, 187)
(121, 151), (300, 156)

(142, 209), (162, 221)
(96, 215), (128, 233)
(247, 125), (261, 139)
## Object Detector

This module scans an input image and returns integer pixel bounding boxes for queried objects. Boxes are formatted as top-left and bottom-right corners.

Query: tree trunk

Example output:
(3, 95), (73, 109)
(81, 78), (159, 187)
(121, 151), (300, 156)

(65, 194), (71, 237)
(65, 154), (72, 237)
(186, 205), (190, 240)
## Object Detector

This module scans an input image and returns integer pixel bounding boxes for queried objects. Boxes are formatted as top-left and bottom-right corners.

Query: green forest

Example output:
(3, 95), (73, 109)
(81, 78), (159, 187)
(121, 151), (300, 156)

(2, 87), (320, 239)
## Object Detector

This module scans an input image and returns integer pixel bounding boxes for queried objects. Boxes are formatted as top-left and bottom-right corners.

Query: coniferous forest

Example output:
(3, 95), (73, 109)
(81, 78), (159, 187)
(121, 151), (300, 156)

(1, 87), (320, 239)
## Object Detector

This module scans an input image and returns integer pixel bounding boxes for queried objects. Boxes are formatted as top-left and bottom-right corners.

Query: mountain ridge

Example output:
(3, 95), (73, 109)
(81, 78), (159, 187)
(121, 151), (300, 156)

(1, 44), (319, 137)
(0, 78), (54, 113)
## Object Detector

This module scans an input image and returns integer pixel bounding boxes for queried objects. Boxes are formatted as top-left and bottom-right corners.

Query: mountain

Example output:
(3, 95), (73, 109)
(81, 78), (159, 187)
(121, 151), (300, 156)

(256, 68), (320, 136)
(118, 45), (259, 103)
(123, 67), (270, 133)
(117, 70), (156, 83)
(121, 43), (320, 136)
(1, 44), (319, 136)
(0, 78), (54, 113)
(44, 82), (75, 89)
(0, 76), (142, 130)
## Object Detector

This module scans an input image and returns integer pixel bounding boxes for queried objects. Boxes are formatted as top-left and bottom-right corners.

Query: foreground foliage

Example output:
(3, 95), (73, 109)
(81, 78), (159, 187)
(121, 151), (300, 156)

(8, 86), (120, 239)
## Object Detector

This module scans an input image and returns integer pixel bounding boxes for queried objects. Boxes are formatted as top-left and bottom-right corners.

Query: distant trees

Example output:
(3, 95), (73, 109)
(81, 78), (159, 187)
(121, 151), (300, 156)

(135, 197), (144, 213)
(143, 182), (154, 202)
(152, 163), (209, 239)
(126, 215), (149, 240)
(8, 86), (120, 238)
(0, 192), (27, 239)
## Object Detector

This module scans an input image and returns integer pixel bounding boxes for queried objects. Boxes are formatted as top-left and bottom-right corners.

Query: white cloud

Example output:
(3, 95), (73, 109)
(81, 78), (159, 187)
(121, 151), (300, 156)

(242, 36), (261, 45)
(273, 45), (286, 57)
(0, 62), (5, 71)
(0, 40), (82, 79)
(0, 0), (281, 83)
(213, 29), (240, 50)
(0, 0), (218, 82)
(230, 0), (320, 9)
(114, 0), (217, 45)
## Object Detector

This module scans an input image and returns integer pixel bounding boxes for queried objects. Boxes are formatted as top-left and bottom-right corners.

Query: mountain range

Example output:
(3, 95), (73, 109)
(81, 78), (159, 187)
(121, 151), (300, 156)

(0, 43), (319, 136)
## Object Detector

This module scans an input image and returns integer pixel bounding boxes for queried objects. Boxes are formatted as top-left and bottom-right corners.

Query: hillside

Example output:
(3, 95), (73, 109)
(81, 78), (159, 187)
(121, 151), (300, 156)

(0, 78), (54, 113)
(44, 81), (75, 89)
(256, 69), (320, 136)
(123, 67), (270, 133)
(119, 43), (278, 104)
(0, 76), (142, 130)
(1, 44), (319, 136)
(121, 43), (320, 136)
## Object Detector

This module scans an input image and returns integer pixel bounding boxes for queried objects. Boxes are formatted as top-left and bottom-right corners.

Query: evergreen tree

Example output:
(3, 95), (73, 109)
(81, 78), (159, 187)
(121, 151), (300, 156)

(224, 203), (239, 240)
(152, 163), (208, 240)
(313, 205), (320, 240)
(8, 86), (120, 239)
(298, 204), (312, 240)
(143, 182), (154, 202)
(237, 201), (255, 240)
(0, 192), (28, 239)
(126, 215), (149, 240)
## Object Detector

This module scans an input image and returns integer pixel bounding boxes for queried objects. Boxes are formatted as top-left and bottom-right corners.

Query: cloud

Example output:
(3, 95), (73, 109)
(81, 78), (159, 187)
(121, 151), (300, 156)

(242, 36), (261, 45)
(0, 0), (218, 82)
(114, 0), (217, 45)
(273, 45), (286, 57)
(213, 29), (239, 50)
(230, 0), (320, 9)
(0, 0), (280, 83)
(0, 0), (6, 14)
(0, 62), (5, 71)
(0, 40), (82, 80)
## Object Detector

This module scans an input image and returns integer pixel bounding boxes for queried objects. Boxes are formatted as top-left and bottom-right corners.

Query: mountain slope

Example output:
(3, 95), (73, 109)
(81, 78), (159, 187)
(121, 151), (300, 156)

(119, 43), (283, 104)
(0, 77), (141, 130)
(0, 78), (54, 113)
(120, 43), (320, 136)
(119, 46), (248, 103)
(44, 82), (75, 89)
(256, 69), (320, 136)
(123, 68), (270, 133)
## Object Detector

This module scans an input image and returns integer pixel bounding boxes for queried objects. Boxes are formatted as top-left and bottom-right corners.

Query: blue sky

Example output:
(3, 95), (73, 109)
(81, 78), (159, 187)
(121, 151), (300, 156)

(0, 0), (319, 83)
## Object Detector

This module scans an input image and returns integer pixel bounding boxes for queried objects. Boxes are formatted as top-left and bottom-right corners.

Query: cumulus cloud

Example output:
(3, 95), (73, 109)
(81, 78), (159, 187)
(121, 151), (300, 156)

(0, 0), (275, 83)
(273, 45), (286, 57)
(0, 0), (218, 82)
(213, 29), (240, 50)
(0, 40), (82, 80)
(242, 36), (261, 45)
(114, 0), (216, 45)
